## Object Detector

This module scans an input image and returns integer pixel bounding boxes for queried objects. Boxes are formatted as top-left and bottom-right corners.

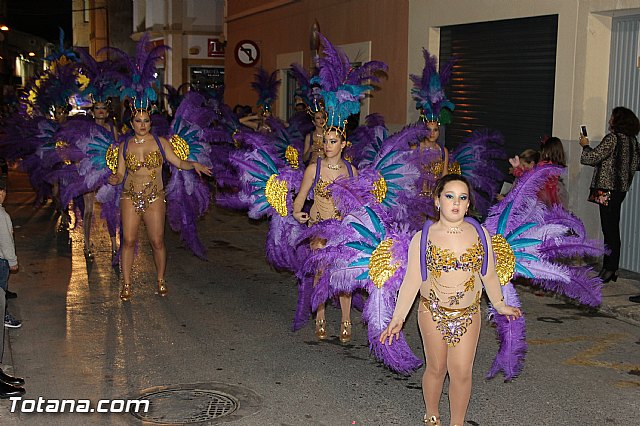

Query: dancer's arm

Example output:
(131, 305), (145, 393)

(302, 134), (312, 163)
(379, 232), (423, 344)
(292, 163), (317, 223)
(161, 137), (213, 176)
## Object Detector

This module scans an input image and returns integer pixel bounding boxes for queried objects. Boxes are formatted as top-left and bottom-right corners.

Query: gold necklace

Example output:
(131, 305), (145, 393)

(326, 163), (341, 170)
(134, 137), (145, 144)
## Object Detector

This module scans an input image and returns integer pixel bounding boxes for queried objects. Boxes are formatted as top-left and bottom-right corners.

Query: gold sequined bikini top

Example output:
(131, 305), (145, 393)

(426, 238), (483, 277)
(314, 177), (332, 199)
(125, 150), (163, 172)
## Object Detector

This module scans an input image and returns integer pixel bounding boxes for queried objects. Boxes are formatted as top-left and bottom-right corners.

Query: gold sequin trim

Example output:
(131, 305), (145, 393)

(369, 238), (400, 289)
(105, 144), (119, 174)
(170, 134), (190, 161)
(285, 145), (299, 169)
(125, 150), (162, 172)
(491, 234), (515, 286)
(371, 174), (388, 203)
(314, 178), (331, 199)
(448, 161), (461, 175)
(426, 239), (483, 278)
(265, 174), (289, 217)
(55, 140), (72, 165)
(122, 181), (162, 214)
(423, 290), (480, 347)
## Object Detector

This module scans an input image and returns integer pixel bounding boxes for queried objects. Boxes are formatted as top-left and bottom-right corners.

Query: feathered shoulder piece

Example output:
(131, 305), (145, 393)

(251, 67), (280, 115)
(76, 49), (120, 103)
(310, 33), (387, 135)
(410, 49), (455, 124)
(108, 33), (169, 111)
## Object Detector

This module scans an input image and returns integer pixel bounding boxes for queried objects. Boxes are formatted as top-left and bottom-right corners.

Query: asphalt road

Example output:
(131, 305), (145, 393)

(0, 171), (638, 425)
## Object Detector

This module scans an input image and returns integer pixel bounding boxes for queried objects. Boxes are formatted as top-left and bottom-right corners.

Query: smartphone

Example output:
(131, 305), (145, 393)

(580, 125), (588, 137)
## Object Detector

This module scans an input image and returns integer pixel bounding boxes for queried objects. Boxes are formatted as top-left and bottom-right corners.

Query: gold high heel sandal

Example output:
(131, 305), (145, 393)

(339, 320), (352, 343)
(156, 279), (168, 297)
(120, 283), (132, 301)
(423, 415), (439, 425)
(315, 319), (327, 340)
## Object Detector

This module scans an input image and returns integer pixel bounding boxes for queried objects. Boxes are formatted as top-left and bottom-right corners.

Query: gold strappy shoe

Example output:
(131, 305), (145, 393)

(156, 279), (168, 297)
(424, 415), (439, 425)
(315, 319), (327, 340)
(339, 320), (352, 343)
(120, 283), (132, 301)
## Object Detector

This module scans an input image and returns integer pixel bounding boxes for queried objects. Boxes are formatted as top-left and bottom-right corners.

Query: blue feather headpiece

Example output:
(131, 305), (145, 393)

(410, 49), (455, 124)
(107, 33), (169, 114)
(251, 67), (281, 115)
(76, 49), (120, 104)
(289, 63), (323, 115)
(311, 33), (387, 137)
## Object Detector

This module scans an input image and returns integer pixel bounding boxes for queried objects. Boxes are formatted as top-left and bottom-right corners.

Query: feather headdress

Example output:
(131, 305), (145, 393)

(410, 49), (455, 124)
(76, 49), (120, 104)
(289, 63), (323, 114)
(310, 33), (388, 136)
(250, 67), (281, 115)
(108, 33), (169, 112)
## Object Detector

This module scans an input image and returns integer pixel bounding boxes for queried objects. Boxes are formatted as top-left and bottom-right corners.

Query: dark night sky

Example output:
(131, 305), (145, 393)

(7, 0), (72, 44)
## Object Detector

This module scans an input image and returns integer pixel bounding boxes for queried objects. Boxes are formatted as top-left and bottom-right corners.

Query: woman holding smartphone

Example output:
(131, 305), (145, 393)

(580, 106), (640, 283)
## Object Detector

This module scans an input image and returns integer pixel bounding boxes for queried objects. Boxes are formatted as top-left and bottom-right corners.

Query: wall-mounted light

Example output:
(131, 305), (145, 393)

(28, 52), (35, 57)
(0, 25), (9, 31)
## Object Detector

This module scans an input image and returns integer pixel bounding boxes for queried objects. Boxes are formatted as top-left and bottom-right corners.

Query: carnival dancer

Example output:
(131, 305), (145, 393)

(289, 33), (387, 341)
(107, 34), (212, 301)
(380, 174), (521, 425)
(73, 49), (121, 259)
(407, 49), (506, 222)
(292, 124), (358, 341)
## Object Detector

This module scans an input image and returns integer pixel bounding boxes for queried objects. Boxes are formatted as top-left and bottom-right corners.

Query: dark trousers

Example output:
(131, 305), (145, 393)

(0, 259), (7, 363)
(599, 190), (627, 271)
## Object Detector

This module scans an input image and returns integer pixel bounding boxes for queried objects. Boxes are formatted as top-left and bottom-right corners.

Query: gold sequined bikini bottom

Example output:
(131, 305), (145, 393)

(122, 182), (164, 215)
(420, 290), (479, 347)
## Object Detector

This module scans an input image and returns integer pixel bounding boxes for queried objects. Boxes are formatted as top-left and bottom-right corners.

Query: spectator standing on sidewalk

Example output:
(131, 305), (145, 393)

(580, 106), (640, 284)
(0, 179), (26, 398)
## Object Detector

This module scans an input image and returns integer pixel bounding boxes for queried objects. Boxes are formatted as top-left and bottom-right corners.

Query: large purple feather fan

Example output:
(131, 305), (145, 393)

(485, 164), (563, 234)
(151, 114), (171, 138)
(450, 128), (507, 217)
(96, 183), (121, 240)
(486, 282), (527, 381)
(348, 113), (388, 167)
(175, 92), (216, 129)
(165, 168), (211, 259)
(265, 214), (309, 272)
(328, 174), (380, 219)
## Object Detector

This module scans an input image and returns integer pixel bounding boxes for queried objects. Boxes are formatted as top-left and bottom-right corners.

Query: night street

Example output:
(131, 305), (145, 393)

(0, 170), (636, 425)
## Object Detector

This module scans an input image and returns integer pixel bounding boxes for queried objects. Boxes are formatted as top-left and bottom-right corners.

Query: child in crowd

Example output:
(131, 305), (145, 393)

(496, 148), (539, 200)
(537, 136), (568, 206)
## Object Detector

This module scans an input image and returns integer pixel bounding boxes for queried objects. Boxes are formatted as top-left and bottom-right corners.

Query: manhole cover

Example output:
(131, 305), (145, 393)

(130, 382), (262, 425)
